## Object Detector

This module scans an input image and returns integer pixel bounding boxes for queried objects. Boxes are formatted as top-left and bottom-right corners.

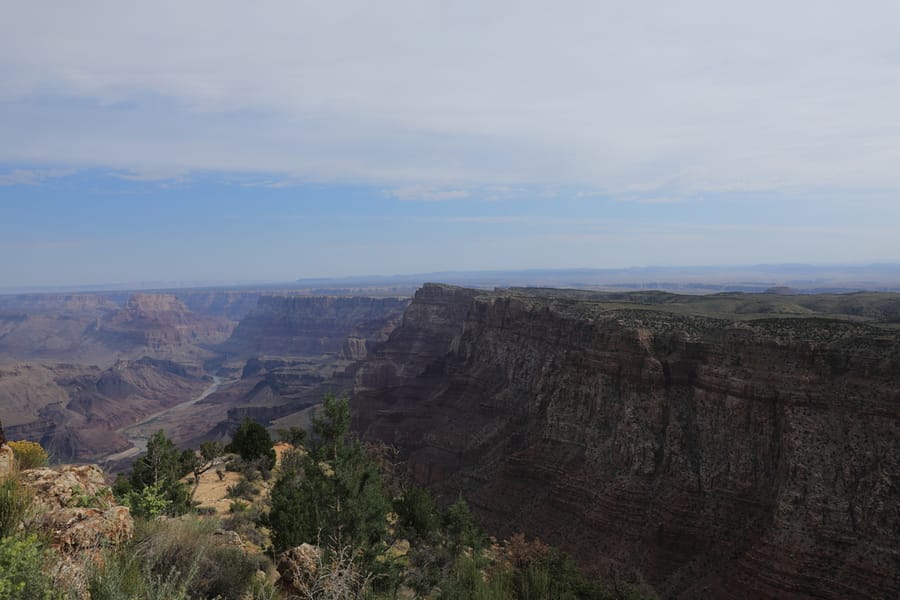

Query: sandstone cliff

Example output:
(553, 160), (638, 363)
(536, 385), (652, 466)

(353, 284), (900, 599)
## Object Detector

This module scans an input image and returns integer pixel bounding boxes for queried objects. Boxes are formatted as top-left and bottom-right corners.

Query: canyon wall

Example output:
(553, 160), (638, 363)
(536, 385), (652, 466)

(226, 295), (409, 357)
(353, 284), (900, 599)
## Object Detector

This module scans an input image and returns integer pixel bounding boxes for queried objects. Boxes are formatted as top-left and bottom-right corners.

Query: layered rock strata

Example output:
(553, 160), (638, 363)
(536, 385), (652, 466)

(226, 295), (409, 357)
(353, 284), (900, 599)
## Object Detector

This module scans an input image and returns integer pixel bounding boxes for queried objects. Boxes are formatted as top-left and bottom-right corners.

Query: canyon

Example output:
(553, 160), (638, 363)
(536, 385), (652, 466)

(2, 281), (898, 597)
(0, 289), (409, 464)
(353, 284), (900, 599)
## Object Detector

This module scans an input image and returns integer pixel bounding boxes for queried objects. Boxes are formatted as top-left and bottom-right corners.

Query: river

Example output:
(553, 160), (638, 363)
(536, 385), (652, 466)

(101, 375), (225, 463)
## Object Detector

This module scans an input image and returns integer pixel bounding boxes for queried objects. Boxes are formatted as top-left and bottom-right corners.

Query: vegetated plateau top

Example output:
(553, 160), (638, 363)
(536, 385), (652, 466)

(488, 287), (900, 328)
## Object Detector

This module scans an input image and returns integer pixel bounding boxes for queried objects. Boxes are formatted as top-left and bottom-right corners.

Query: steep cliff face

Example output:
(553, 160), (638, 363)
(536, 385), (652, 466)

(353, 284), (900, 599)
(226, 295), (409, 357)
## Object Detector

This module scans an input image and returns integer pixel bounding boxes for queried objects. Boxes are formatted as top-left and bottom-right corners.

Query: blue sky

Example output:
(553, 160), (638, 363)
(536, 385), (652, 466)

(2, 1), (899, 288)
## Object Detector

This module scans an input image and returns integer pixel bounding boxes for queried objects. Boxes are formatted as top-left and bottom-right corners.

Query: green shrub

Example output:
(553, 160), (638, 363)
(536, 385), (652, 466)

(128, 430), (191, 515)
(0, 535), (62, 600)
(268, 396), (390, 557)
(125, 480), (172, 519)
(0, 475), (34, 538)
(396, 485), (440, 539)
(88, 550), (192, 600)
(277, 426), (307, 446)
(91, 517), (268, 600)
(222, 506), (267, 547)
(439, 554), (510, 600)
(226, 419), (275, 470)
(226, 477), (257, 500)
(444, 497), (485, 552)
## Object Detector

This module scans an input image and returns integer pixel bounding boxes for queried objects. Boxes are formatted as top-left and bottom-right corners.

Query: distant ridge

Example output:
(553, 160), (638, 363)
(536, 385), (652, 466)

(295, 263), (900, 294)
(2, 263), (899, 296)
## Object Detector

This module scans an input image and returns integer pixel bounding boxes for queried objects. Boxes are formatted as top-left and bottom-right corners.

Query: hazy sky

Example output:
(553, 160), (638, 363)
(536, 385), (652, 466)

(2, 1), (899, 287)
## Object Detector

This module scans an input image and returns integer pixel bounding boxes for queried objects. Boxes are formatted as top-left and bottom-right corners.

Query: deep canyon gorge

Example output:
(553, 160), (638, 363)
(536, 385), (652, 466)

(1, 283), (898, 598)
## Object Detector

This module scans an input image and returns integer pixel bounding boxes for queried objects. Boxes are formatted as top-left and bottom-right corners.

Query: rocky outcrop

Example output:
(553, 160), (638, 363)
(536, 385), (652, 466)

(18, 464), (133, 550)
(18, 464), (114, 511)
(353, 284), (900, 599)
(18, 463), (133, 599)
(226, 295), (409, 357)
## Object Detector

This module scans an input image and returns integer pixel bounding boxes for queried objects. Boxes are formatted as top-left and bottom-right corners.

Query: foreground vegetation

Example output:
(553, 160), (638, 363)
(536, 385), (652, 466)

(0, 400), (654, 599)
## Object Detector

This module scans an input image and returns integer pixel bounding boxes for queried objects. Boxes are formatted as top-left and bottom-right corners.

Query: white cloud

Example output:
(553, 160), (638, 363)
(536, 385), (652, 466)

(0, 168), (76, 186)
(388, 186), (471, 201)
(1, 1), (899, 194)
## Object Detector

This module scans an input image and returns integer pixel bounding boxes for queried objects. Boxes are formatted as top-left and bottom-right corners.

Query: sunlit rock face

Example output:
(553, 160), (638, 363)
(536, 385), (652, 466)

(354, 284), (900, 599)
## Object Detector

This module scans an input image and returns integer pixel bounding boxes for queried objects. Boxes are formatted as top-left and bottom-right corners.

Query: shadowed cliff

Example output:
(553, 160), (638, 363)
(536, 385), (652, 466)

(353, 284), (900, 599)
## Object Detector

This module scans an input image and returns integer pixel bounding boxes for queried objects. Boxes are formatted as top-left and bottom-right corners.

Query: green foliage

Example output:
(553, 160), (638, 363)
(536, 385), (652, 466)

(227, 418), (276, 470)
(91, 516), (263, 600)
(129, 430), (190, 515)
(396, 485), (440, 539)
(444, 497), (485, 551)
(276, 426), (307, 446)
(268, 395), (390, 557)
(200, 440), (225, 462)
(68, 485), (112, 509)
(88, 550), (193, 600)
(111, 472), (132, 501)
(312, 394), (350, 461)
(0, 535), (62, 600)
(0, 475), (33, 539)
(439, 554), (511, 600)
(126, 480), (172, 519)
(8, 441), (49, 470)
(226, 477), (256, 500)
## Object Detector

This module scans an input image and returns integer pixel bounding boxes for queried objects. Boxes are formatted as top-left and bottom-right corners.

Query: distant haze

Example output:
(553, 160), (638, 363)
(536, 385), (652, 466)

(2, 264), (900, 296)
(1, 2), (899, 286)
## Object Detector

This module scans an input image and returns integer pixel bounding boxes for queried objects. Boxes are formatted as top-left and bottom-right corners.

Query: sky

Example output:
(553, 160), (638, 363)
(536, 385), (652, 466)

(1, 1), (899, 288)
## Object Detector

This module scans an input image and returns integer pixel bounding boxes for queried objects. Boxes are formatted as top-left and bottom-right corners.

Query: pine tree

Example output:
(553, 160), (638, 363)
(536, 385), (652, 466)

(226, 418), (275, 469)
(268, 395), (390, 555)
(128, 429), (190, 515)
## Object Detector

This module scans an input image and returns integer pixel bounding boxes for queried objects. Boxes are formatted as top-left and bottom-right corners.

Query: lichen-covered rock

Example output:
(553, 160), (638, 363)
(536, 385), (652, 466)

(17, 464), (113, 511)
(40, 505), (133, 551)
